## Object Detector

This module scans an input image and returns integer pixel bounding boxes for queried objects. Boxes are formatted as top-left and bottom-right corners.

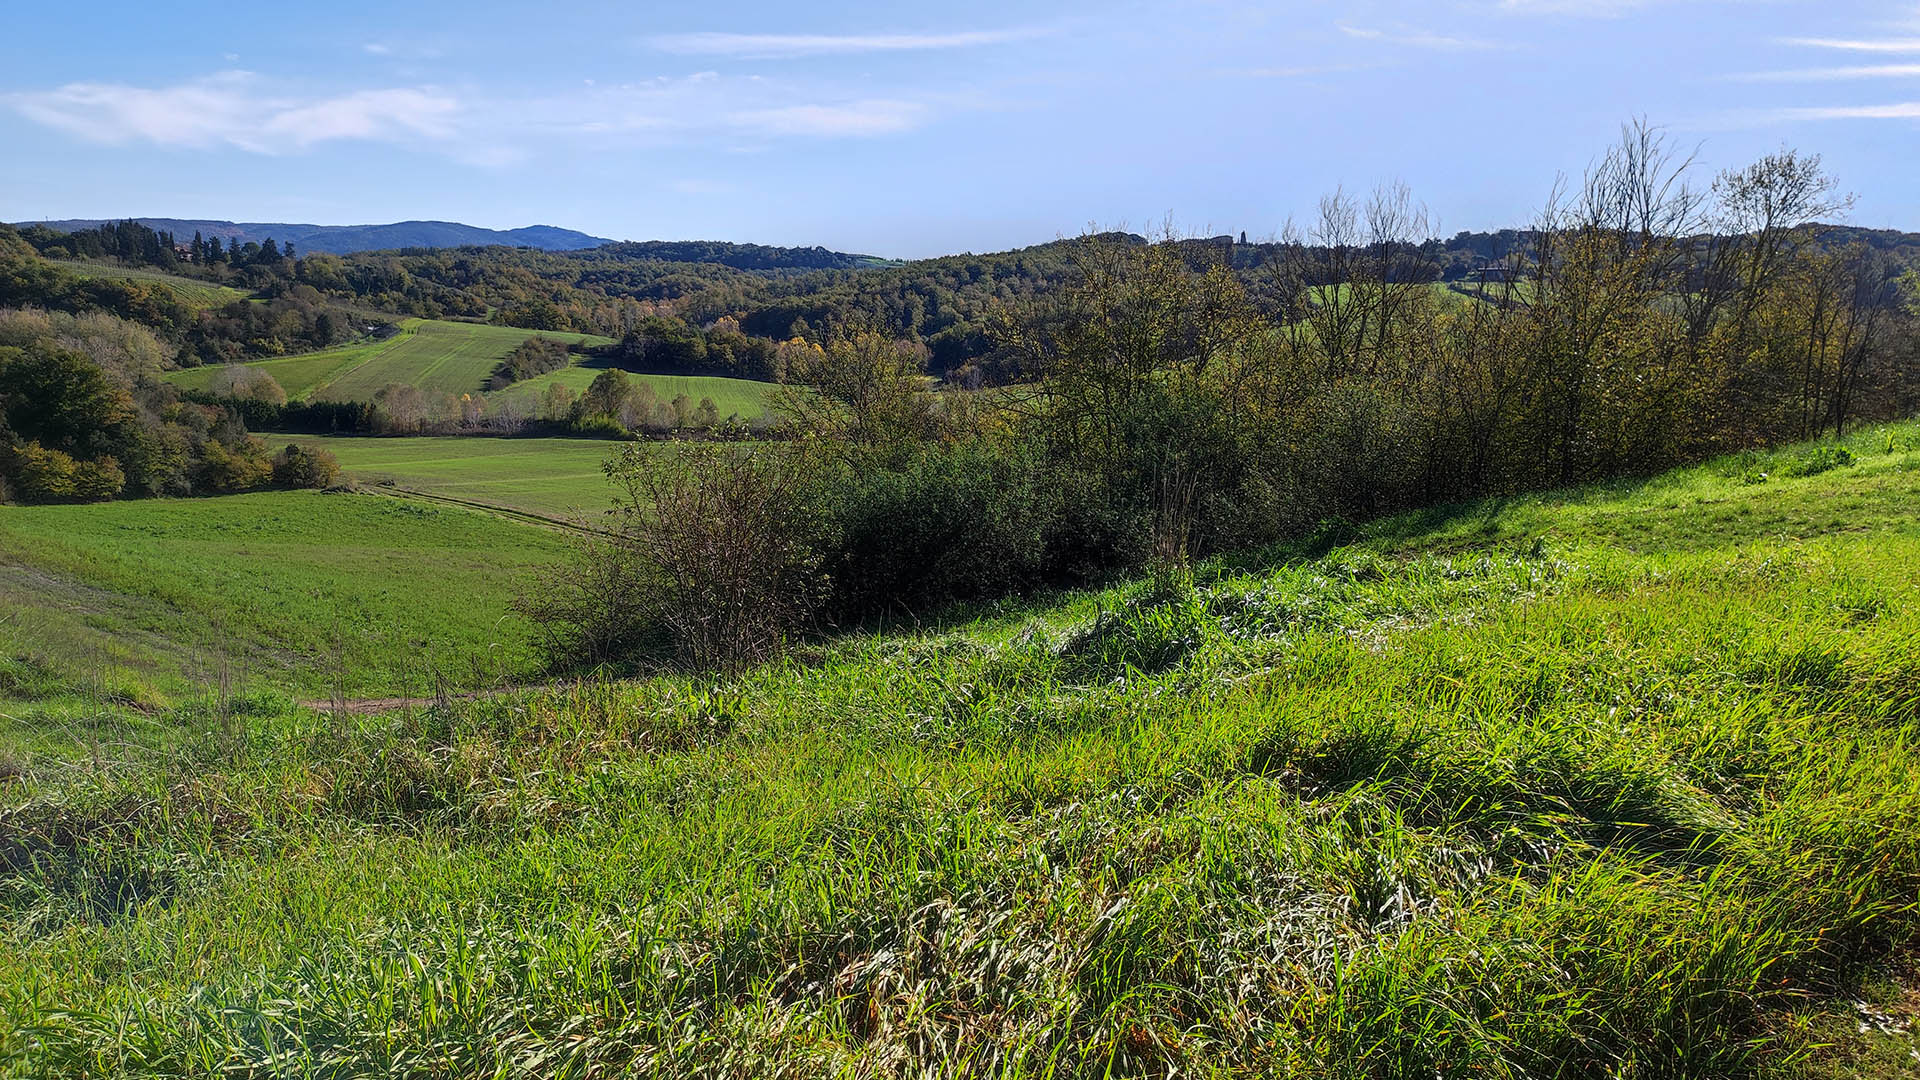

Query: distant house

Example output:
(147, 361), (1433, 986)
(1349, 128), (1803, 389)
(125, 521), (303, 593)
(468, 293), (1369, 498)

(172, 244), (195, 262)
(1467, 263), (1515, 283)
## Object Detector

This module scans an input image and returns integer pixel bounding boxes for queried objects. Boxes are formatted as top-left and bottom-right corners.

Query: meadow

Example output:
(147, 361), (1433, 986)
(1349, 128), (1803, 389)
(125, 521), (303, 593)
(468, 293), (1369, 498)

(49, 260), (253, 310)
(163, 319), (614, 402)
(2, 419), (1917, 1077)
(0, 491), (569, 702)
(302, 435), (634, 519)
(488, 362), (781, 419)
(162, 318), (779, 418)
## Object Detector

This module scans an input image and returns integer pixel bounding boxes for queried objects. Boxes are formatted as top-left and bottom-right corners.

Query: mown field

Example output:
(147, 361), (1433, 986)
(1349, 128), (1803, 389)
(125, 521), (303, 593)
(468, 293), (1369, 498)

(2, 421), (1917, 1076)
(163, 319), (613, 402)
(50, 260), (253, 310)
(162, 318), (780, 415)
(489, 364), (780, 419)
(0, 491), (569, 702)
(303, 435), (634, 519)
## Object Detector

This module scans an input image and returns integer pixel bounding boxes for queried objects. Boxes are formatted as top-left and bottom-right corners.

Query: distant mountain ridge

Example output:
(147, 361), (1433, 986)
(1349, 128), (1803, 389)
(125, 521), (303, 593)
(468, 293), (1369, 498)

(12, 218), (613, 254)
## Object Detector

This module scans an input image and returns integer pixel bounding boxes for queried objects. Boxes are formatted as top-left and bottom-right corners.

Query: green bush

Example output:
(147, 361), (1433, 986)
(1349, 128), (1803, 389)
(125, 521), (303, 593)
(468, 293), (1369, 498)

(271, 444), (341, 489)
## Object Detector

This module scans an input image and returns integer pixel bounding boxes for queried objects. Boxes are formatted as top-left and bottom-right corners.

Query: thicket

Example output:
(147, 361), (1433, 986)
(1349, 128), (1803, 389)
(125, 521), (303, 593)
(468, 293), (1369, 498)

(486, 335), (573, 389)
(530, 127), (1919, 670)
(0, 308), (333, 503)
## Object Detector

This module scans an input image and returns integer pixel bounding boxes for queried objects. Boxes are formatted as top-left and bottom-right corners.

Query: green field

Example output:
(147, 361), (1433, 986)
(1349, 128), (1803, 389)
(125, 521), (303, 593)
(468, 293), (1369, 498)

(4, 421), (1919, 1075)
(306, 435), (634, 519)
(321, 321), (613, 401)
(491, 364), (781, 419)
(0, 491), (569, 700)
(165, 338), (387, 399)
(162, 318), (780, 415)
(163, 319), (614, 402)
(51, 259), (253, 309)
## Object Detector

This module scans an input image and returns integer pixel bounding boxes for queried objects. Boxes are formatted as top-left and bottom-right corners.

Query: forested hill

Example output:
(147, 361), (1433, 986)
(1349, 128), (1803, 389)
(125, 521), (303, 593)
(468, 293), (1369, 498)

(12, 219), (613, 254)
(587, 240), (893, 271)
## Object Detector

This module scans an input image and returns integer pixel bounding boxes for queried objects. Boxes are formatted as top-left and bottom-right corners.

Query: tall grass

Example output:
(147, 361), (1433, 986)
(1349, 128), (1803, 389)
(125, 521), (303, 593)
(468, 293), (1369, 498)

(1, 419), (1917, 1077)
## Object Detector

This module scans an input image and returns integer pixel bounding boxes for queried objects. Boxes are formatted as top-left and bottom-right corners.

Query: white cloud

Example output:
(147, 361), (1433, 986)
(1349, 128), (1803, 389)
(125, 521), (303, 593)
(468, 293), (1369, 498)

(363, 42), (392, 55)
(1782, 36), (1920, 52)
(6, 72), (460, 153)
(9, 68), (949, 165)
(729, 99), (926, 136)
(1496, 0), (1654, 13)
(647, 28), (1048, 58)
(1338, 24), (1499, 50)
(1733, 63), (1920, 80)
(1784, 100), (1920, 118)
(263, 89), (459, 145)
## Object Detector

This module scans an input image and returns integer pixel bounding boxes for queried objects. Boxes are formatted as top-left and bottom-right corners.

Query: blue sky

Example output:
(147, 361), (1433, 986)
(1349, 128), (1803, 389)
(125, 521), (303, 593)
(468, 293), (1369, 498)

(2, 0), (1916, 257)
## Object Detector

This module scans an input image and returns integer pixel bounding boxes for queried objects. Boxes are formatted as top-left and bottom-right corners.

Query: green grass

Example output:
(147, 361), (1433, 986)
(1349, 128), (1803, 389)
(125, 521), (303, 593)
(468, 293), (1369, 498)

(165, 338), (390, 400)
(161, 320), (775, 415)
(489, 363), (781, 419)
(303, 435), (637, 519)
(163, 319), (615, 402)
(50, 260), (254, 310)
(3, 419), (1919, 1076)
(0, 491), (570, 700)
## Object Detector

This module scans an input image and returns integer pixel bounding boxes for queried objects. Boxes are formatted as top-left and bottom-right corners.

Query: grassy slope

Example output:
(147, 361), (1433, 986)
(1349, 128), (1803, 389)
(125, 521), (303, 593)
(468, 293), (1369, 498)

(164, 337), (389, 399)
(321, 322), (612, 401)
(488, 363), (780, 418)
(300, 435), (635, 519)
(49, 260), (253, 310)
(0, 492), (570, 699)
(163, 320), (776, 415)
(163, 319), (615, 402)
(3, 421), (1919, 1076)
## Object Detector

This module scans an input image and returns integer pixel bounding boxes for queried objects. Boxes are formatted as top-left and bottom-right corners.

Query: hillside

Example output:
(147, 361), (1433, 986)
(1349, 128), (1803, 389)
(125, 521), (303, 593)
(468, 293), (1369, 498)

(162, 318), (615, 402)
(2, 419), (1917, 1075)
(17, 218), (613, 254)
(45, 260), (253, 310)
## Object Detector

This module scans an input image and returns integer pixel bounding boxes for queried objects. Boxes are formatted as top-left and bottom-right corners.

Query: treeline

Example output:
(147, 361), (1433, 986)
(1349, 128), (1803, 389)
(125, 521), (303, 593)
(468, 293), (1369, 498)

(527, 127), (1919, 670)
(0, 307), (338, 503)
(0, 230), (374, 364)
(17, 210), (1916, 388)
(16, 220), (300, 281)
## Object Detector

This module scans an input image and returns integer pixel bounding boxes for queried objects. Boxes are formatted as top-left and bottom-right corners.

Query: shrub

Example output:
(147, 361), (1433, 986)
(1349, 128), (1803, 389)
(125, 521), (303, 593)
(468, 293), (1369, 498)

(524, 443), (831, 670)
(487, 336), (573, 390)
(822, 439), (1060, 620)
(195, 437), (273, 493)
(9, 442), (81, 502)
(71, 454), (125, 500)
(272, 444), (342, 489)
(209, 365), (288, 406)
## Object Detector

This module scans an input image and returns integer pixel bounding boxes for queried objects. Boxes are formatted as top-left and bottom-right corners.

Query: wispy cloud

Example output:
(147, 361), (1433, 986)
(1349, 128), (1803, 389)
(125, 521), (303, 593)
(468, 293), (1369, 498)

(728, 100), (926, 136)
(1783, 100), (1920, 118)
(1733, 63), (1920, 80)
(646, 28), (1048, 59)
(525, 73), (939, 142)
(5, 72), (459, 153)
(1220, 63), (1372, 79)
(1781, 36), (1920, 52)
(8, 69), (951, 160)
(1496, 0), (1658, 14)
(1339, 25), (1499, 50)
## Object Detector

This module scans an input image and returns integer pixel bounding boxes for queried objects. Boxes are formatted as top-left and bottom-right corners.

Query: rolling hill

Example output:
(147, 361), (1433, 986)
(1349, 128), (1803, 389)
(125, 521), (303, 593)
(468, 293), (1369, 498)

(162, 319), (779, 417)
(16, 218), (613, 254)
